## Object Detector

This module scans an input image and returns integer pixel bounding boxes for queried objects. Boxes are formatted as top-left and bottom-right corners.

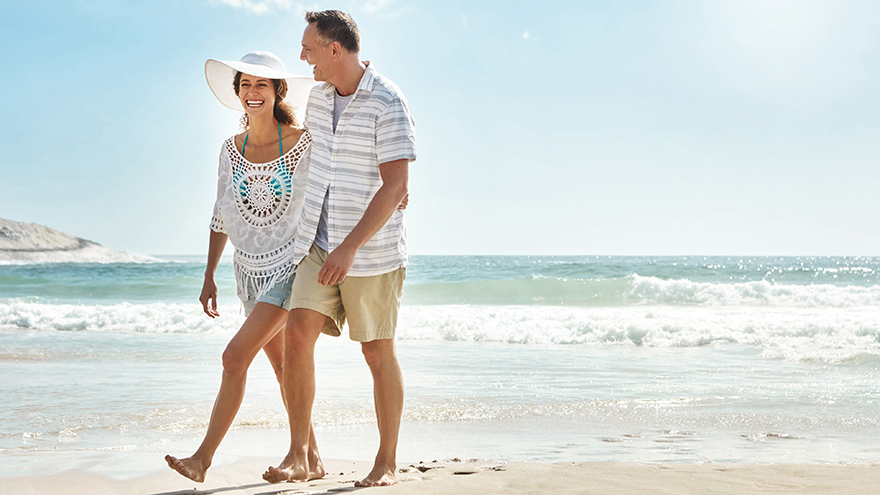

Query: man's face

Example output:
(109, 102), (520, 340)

(300, 23), (331, 82)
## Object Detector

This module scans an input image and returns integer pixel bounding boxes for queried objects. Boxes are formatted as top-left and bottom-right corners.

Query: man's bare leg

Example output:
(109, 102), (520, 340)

(355, 338), (404, 487)
(165, 303), (287, 482)
(262, 330), (326, 480)
(263, 308), (328, 483)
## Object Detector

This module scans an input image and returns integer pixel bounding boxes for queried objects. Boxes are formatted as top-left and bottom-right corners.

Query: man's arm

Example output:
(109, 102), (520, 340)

(317, 159), (409, 285)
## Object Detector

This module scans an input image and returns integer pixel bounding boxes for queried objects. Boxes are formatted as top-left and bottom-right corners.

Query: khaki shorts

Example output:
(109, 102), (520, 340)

(286, 244), (406, 342)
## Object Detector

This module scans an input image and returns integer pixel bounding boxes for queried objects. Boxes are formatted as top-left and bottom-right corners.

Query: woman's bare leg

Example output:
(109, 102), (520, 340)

(165, 302), (287, 482)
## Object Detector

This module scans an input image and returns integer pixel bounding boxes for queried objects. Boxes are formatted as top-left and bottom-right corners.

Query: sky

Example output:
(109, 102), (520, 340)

(1, 0), (879, 256)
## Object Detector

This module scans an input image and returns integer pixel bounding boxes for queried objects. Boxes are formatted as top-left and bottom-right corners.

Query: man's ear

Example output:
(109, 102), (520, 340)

(330, 41), (342, 58)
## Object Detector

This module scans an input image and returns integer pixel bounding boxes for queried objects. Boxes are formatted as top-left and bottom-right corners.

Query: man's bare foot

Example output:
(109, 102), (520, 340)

(308, 450), (326, 480)
(164, 454), (209, 483)
(354, 464), (397, 487)
(263, 455), (308, 484)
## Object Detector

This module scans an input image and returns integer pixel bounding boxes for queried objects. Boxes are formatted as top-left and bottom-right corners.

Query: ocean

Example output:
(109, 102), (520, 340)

(1, 255), (878, 477)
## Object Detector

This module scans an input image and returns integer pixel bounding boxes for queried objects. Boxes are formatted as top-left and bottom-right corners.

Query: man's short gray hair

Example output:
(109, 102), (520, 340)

(305, 10), (360, 54)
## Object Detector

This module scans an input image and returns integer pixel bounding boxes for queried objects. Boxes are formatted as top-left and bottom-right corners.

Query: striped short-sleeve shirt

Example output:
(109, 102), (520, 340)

(292, 63), (417, 276)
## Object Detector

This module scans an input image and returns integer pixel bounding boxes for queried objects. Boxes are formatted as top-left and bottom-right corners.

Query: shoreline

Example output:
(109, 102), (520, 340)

(1, 456), (879, 495)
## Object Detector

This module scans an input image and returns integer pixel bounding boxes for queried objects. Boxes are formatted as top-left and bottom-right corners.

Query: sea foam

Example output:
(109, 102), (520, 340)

(626, 275), (880, 307)
(2, 299), (878, 363)
(0, 300), (242, 334)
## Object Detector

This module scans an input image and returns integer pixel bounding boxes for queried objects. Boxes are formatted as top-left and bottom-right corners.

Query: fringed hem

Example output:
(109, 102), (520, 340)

(234, 259), (296, 301)
(233, 238), (297, 301)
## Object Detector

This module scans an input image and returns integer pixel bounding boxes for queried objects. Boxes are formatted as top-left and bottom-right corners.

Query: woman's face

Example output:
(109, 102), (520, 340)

(237, 73), (276, 117)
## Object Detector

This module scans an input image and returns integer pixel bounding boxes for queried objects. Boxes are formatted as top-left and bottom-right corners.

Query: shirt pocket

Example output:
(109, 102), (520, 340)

(346, 108), (376, 129)
(341, 112), (376, 148)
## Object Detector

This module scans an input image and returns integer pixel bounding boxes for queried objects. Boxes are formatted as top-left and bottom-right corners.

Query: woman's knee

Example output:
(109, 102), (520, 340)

(221, 345), (251, 376)
(260, 359), (282, 383)
(262, 332), (285, 382)
(264, 348), (284, 383)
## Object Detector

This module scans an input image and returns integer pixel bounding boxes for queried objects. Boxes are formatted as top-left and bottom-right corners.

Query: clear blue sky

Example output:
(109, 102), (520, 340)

(1, 0), (878, 255)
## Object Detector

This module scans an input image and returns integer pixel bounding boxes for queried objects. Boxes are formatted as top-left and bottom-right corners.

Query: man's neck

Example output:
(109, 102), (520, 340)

(332, 59), (367, 97)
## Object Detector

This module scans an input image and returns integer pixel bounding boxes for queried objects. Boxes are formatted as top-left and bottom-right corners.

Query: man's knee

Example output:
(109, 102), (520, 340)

(361, 339), (395, 369)
(284, 309), (327, 351)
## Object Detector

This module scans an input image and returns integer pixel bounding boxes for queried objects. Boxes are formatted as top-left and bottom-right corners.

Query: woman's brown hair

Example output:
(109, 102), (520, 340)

(233, 71), (299, 130)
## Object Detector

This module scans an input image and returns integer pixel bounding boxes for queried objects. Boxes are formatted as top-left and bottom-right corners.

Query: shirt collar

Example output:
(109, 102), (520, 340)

(322, 61), (376, 96)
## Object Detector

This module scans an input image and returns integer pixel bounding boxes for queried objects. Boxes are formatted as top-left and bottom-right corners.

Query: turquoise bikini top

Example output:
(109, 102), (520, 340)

(241, 123), (285, 166)
(238, 123), (286, 200)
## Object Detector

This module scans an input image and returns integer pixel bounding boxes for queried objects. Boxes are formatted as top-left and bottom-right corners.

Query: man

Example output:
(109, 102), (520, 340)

(263, 10), (416, 487)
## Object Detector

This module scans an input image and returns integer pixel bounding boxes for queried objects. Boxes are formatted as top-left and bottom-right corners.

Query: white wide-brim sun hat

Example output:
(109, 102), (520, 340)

(205, 51), (316, 111)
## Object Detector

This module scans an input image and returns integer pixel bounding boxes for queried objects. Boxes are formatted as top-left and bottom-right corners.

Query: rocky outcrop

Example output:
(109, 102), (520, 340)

(0, 218), (155, 263)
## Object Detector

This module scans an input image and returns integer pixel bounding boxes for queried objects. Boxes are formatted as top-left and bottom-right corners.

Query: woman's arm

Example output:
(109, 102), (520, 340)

(200, 230), (228, 318)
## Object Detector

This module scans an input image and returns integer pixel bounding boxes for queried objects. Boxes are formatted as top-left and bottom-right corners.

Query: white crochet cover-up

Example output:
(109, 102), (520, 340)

(210, 131), (312, 302)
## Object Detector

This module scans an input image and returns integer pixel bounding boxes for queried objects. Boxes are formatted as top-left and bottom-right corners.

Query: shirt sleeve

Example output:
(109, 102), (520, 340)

(376, 93), (417, 165)
(209, 146), (227, 234)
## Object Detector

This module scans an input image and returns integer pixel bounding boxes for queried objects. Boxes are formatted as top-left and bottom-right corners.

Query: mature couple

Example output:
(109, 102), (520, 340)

(164, 10), (415, 487)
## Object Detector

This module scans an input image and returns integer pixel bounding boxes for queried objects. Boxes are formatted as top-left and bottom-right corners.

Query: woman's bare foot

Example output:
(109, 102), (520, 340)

(354, 463), (397, 487)
(164, 454), (210, 483)
(263, 454), (309, 484)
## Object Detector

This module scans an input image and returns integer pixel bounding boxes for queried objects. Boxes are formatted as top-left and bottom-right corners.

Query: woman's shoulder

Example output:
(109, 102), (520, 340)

(230, 132), (247, 152)
(281, 125), (305, 142)
(281, 125), (309, 155)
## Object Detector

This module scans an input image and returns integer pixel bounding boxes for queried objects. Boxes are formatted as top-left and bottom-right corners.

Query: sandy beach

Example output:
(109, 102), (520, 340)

(2, 457), (879, 495)
(3, 256), (878, 494)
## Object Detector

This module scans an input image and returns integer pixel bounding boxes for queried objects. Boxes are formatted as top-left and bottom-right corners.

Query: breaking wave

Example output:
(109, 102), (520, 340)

(404, 275), (880, 308)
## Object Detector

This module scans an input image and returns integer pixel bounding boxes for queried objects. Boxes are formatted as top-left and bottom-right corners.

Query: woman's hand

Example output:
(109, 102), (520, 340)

(201, 231), (227, 318)
(199, 274), (220, 318)
(397, 193), (409, 210)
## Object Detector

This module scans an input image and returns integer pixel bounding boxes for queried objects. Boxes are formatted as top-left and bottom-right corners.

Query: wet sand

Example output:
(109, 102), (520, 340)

(2, 457), (879, 495)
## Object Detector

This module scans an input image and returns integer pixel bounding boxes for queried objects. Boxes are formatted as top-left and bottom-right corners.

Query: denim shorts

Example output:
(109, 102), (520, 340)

(241, 273), (296, 316)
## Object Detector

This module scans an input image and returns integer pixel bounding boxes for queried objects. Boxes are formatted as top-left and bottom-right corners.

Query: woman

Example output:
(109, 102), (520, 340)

(164, 51), (323, 483)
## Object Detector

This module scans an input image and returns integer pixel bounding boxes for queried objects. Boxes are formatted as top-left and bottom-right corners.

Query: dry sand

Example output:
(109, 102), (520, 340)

(1, 457), (878, 495)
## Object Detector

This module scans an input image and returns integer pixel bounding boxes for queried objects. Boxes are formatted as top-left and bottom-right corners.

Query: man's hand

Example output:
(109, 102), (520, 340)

(199, 275), (220, 318)
(318, 159), (408, 286)
(318, 243), (357, 286)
